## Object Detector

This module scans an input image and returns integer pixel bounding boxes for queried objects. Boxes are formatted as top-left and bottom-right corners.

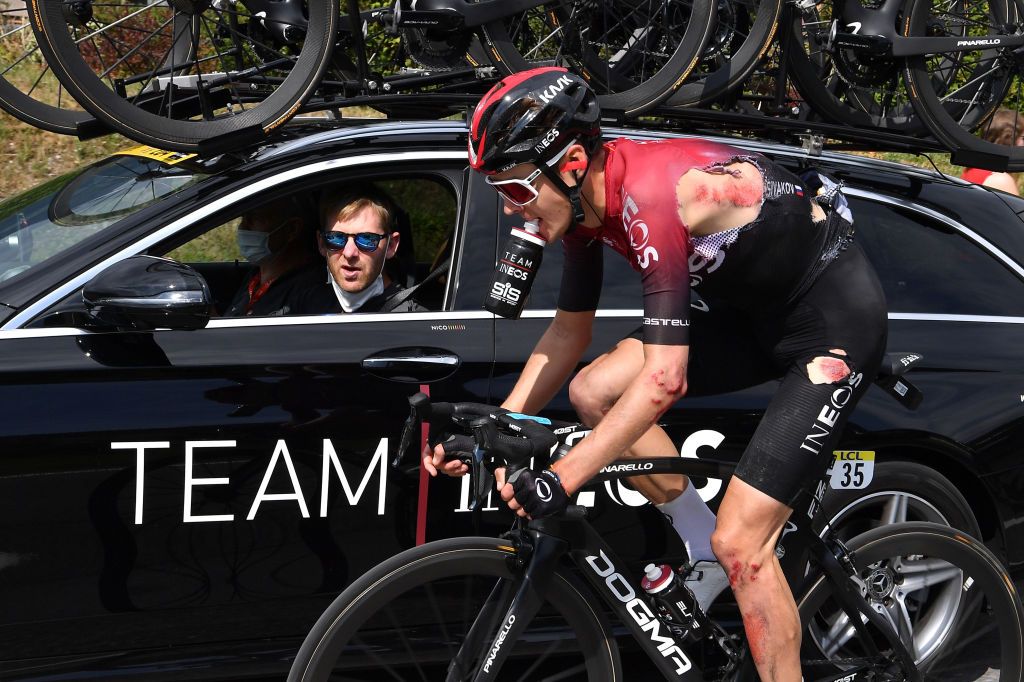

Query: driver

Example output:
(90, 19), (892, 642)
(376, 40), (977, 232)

(425, 67), (887, 681)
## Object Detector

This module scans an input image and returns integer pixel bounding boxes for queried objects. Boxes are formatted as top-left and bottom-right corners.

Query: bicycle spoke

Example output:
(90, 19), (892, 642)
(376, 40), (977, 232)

(98, 13), (177, 81)
(72, 3), (155, 46)
(129, 14), (183, 106)
(25, 60), (49, 98)
(199, 14), (247, 113)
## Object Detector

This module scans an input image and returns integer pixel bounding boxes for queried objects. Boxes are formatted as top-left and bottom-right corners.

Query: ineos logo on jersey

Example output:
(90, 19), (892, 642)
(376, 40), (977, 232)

(622, 192), (660, 270)
(535, 478), (553, 502)
(537, 75), (574, 103)
(629, 219), (650, 250)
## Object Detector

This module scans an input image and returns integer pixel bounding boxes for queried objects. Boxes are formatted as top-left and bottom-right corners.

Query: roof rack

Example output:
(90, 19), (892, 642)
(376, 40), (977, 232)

(297, 93), (951, 159)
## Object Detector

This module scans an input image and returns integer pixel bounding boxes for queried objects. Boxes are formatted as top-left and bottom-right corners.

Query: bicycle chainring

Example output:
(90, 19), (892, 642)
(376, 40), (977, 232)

(833, 47), (900, 87)
(401, 28), (471, 70)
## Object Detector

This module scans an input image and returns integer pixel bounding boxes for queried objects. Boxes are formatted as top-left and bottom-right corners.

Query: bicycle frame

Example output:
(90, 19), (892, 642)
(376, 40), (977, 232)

(830, 0), (1024, 57)
(461, 455), (921, 682)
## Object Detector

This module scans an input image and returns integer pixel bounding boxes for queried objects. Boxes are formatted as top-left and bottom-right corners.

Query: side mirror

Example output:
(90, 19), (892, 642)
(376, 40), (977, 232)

(83, 255), (211, 331)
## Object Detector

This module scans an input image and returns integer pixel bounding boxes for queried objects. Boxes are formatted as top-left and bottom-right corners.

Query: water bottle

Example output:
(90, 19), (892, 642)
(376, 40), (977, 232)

(641, 563), (709, 639)
(483, 220), (545, 319)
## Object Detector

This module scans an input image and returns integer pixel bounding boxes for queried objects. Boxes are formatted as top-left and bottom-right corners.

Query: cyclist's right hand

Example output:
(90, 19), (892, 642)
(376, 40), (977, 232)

(422, 442), (469, 477)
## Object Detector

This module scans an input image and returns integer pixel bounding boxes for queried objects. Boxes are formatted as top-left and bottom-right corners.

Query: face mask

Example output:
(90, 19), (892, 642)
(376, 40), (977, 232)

(237, 220), (288, 265)
(330, 273), (385, 313)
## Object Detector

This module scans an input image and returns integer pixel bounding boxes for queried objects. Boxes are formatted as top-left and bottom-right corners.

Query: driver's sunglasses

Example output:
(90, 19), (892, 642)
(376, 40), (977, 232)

(485, 168), (543, 207)
(320, 230), (388, 253)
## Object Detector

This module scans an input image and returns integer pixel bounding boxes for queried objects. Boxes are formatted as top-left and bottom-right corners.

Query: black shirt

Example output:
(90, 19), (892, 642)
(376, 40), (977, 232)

(223, 263), (336, 317)
(299, 280), (429, 314)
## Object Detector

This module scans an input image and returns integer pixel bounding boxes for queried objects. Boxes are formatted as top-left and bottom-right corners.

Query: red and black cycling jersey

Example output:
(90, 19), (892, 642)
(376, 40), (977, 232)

(557, 138), (829, 345)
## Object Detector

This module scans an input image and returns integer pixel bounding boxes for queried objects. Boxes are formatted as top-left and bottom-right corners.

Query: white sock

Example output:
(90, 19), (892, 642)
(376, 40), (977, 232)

(656, 482), (718, 564)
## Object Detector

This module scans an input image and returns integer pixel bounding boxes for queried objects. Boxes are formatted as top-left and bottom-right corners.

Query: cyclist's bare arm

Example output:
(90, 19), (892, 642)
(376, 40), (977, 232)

(422, 308), (595, 477)
(502, 342), (689, 514)
(502, 308), (596, 413)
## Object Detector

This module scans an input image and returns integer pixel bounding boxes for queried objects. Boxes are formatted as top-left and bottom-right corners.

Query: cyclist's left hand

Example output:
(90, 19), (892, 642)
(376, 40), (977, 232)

(502, 469), (569, 519)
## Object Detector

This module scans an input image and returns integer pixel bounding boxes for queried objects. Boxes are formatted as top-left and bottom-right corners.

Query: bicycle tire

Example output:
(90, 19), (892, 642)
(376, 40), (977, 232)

(797, 521), (1024, 680)
(27, 0), (338, 152)
(288, 536), (622, 682)
(0, 3), (95, 135)
(785, 0), (923, 132)
(479, 0), (717, 115)
(902, 0), (1024, 170)
(665, 0), (785, 107)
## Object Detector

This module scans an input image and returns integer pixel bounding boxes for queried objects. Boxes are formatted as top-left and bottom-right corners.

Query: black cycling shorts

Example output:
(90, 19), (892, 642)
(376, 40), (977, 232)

(631, 241), (887, 506)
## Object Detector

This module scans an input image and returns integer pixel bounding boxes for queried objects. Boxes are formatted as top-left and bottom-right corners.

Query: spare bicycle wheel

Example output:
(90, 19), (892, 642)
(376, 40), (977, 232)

(666, 0), (785, 107)
(28, 0), (338, 152)
(0, 0), (97, 135)
(480, 0), (716, 115)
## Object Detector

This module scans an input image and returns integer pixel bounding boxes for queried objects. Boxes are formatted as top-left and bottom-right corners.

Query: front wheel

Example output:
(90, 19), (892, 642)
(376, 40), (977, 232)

(798, 522), (1024, 681)
(288, 536), (622, 682)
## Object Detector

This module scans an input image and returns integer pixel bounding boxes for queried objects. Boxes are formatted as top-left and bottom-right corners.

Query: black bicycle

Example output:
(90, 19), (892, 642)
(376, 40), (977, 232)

(287, 355), (1024, 681)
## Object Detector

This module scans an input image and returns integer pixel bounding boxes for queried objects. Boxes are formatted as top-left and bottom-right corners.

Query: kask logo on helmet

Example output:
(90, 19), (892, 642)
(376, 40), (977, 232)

(537, 74), (575, 104)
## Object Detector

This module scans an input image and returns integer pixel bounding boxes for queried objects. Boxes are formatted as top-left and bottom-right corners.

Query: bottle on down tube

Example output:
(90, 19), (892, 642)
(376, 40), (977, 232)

(287, 394), (1024, 681)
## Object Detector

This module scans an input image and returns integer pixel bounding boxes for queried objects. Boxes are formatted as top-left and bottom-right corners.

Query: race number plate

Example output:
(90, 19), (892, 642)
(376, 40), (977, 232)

(828, 451), (875, 490)
(116, 145), (197, 165)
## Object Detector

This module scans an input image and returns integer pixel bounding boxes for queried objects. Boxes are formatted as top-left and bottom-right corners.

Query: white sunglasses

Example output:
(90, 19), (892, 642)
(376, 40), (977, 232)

(483, 141), (576, 207)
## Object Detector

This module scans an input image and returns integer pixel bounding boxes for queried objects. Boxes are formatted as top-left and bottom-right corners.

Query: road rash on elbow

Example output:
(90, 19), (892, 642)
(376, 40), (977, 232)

(647, 369), (686, 419)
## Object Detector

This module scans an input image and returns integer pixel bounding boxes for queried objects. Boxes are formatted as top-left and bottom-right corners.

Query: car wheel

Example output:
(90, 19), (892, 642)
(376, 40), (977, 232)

(814, 460), (982, 545)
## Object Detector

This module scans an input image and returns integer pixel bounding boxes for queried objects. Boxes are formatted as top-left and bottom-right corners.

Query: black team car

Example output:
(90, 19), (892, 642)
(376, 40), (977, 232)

(1, 121), (1023, 680)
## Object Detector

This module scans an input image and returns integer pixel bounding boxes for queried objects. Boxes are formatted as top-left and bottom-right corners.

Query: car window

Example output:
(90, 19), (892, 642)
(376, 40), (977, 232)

(496, 213), (642, 311)
(0, 149), (205, 290)
(851, 197), (1024, 316)
(161, 176), (457, 315)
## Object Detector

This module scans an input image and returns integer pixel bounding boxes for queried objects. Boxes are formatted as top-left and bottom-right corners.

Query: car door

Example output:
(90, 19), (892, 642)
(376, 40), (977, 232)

(0, 157), (497, 671)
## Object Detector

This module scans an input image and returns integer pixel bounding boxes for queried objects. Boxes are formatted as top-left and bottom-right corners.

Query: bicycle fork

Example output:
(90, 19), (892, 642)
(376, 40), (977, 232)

(447, 529), (569, 682)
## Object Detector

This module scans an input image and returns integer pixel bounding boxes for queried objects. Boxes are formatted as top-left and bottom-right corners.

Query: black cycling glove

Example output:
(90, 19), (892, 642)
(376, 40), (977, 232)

(508, 469), (569, 518)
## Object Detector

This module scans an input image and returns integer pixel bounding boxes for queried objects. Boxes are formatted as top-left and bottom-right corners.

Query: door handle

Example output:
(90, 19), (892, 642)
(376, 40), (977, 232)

(362, 347), (461, 383)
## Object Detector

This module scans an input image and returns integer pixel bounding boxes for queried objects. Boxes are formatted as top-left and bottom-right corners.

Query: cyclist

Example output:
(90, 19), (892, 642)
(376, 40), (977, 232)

(425, 67), (886, 681)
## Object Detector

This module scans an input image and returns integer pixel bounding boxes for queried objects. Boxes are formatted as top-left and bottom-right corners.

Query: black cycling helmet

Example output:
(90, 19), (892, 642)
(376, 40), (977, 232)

(469, 67), (601, 224)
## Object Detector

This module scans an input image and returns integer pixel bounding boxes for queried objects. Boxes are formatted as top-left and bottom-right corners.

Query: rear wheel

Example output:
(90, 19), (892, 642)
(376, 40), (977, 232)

(288, 536), (622, 681)
(798, 522), (1024, 680)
